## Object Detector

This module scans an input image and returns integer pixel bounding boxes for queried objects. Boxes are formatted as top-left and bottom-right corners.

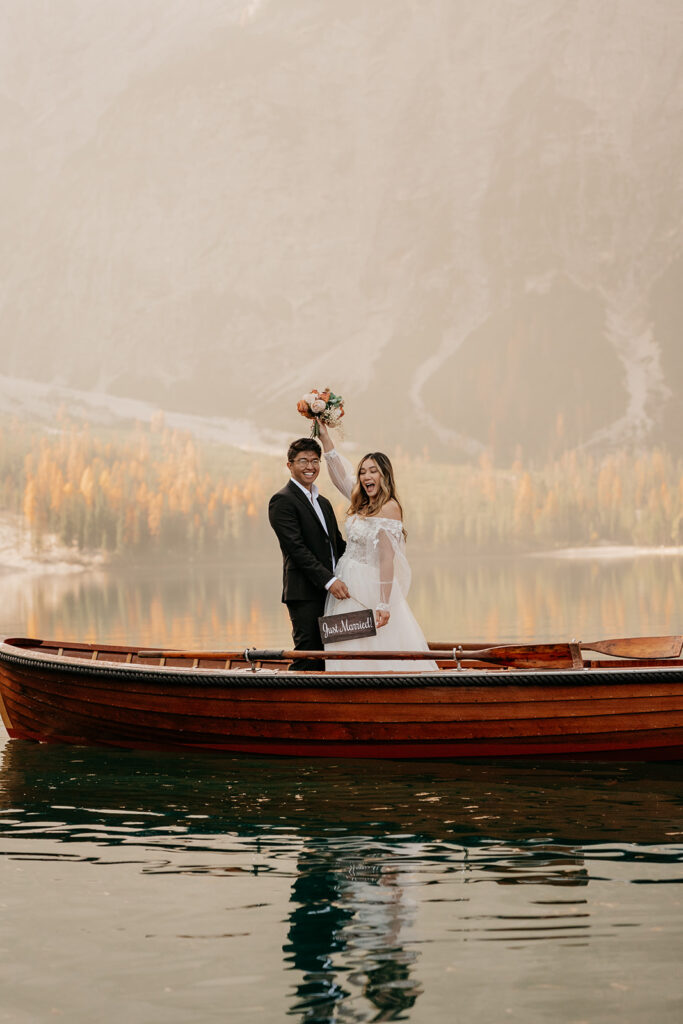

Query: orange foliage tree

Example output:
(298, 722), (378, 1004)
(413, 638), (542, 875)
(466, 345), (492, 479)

(0, 414), (681, 555)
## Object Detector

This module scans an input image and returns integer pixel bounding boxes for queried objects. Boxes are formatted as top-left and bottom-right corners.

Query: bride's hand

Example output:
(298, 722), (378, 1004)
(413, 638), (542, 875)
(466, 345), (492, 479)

(376, 608), (390, 628)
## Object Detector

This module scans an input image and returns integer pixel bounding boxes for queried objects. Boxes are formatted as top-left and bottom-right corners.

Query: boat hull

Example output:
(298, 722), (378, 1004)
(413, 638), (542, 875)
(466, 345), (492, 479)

(2, 640), (683, 759)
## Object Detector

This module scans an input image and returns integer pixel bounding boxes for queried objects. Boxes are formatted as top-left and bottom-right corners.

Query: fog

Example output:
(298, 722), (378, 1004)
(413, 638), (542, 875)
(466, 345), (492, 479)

(1, 0), (681, 461)
(2, 15), (682, 1019)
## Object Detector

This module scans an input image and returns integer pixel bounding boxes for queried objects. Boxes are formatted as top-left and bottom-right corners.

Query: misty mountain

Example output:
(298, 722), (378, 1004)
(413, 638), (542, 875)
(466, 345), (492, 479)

(1, 0), (681, 460)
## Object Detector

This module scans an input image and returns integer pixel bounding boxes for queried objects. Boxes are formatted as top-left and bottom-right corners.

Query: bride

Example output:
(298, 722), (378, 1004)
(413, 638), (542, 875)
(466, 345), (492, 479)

(317, 421), (438, 672)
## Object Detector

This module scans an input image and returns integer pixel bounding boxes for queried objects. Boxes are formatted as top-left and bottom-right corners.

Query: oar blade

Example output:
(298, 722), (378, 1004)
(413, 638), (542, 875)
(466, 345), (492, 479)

(583, 636), (683, 659)
(467, 643), (577, 669)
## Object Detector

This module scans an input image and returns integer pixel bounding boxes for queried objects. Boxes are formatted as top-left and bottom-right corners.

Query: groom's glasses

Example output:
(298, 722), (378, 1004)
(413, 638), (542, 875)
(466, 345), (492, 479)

(292, 458), (320, 468)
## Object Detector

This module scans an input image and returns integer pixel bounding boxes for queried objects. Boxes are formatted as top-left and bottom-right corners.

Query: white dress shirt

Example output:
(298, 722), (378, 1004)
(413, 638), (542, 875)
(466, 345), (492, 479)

(290, 477), (337, 587)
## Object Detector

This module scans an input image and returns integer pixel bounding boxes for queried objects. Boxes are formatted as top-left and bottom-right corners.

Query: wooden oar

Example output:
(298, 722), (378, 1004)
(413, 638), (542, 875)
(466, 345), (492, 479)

(429, 636), (683, 661)
(140, 648), (444, 661)
(139, 642), (580, 669)
(140, 636), (683, 669)
(581, 636), (683, 659)
(139, 651), (436, 659)
(448, 644), (579, 669)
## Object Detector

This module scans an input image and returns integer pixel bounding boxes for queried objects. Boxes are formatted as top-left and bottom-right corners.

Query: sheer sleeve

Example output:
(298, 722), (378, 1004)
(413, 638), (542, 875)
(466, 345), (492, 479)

(324, 447), (356, 500)
(375, 521), (411, 610)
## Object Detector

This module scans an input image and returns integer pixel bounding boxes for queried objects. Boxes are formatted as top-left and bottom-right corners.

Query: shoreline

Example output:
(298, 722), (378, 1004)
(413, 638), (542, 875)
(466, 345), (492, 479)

(529, 545), (683, 560)
(2, 545), (682, 577)
(2, 511), (682, 575)
(0, 514), (105, 577)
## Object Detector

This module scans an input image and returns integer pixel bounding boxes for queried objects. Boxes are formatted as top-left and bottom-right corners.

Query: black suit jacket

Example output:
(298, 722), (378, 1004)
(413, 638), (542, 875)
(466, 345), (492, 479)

(268, 481), (346, 603)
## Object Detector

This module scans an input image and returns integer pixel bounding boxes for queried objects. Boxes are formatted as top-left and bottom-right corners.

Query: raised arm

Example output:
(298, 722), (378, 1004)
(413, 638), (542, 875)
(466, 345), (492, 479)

(317, 421), (355, 499)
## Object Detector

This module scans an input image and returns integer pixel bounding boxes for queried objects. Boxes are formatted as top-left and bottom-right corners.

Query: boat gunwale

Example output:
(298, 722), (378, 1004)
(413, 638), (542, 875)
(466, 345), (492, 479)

(2, 641), (683, 689)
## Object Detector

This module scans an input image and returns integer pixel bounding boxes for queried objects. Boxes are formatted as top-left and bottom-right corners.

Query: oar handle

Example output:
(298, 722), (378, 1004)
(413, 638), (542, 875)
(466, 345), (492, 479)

(137, 643), (577, 667)
(139, 648), (444, 661)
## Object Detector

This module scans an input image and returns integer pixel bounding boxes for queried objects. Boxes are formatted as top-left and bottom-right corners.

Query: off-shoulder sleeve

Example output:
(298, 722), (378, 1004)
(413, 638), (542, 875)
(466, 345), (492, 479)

(324, 447), (356, 500)
(373, 520), (411, 609)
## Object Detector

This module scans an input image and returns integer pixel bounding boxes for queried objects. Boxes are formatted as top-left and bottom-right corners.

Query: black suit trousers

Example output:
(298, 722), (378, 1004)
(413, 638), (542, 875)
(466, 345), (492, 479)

(287, 596), (327, 672)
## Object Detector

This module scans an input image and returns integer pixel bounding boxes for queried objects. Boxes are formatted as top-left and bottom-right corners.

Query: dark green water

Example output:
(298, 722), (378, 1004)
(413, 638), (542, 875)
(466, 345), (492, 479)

(1, 555), (682, 1021)
(1, 742), (682, 1022)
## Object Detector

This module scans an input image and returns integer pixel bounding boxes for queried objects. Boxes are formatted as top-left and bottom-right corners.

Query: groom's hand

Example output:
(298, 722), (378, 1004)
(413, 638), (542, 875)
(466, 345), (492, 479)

(329, 579), (350, 600)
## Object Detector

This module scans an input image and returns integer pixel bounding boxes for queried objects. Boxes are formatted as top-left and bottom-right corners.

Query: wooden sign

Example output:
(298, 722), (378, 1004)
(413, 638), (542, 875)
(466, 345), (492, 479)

(319, 608), (377, 644)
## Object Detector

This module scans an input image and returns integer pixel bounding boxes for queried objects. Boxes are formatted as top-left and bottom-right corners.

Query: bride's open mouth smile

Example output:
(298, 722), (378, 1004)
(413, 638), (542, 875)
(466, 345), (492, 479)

(359, 457), (382, 498)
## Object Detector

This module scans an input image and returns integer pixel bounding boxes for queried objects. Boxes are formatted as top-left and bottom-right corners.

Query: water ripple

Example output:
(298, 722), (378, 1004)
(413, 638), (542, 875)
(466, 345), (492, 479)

(1, 740), (682, 1021)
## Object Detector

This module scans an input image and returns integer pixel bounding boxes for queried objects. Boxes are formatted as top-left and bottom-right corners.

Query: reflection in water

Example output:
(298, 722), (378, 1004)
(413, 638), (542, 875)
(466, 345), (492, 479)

(3, 741), (681, 847)
(286, 841), (421, 1021)
(0, 561), (284, 648)
(0, 552), (682, 648)
(411, 552), (683, 643)
(1, 741), (682, 1021)
(286, 844), (354, 1019)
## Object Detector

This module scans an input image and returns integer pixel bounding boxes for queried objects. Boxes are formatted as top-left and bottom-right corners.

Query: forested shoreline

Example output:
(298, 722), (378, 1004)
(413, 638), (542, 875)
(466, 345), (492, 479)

(1, 414), (681, 560)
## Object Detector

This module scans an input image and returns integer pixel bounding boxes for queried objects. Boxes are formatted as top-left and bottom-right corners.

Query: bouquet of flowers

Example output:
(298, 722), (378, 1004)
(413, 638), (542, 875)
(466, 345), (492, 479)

(297, 388), (345, 438)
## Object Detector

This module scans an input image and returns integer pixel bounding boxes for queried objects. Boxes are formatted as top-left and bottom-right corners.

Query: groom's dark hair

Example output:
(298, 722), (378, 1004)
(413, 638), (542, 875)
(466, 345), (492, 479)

(287, 438), (322, 463)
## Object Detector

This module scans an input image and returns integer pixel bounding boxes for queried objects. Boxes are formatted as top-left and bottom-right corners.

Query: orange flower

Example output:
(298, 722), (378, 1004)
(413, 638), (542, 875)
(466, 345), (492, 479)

(297, 399), (315, 420)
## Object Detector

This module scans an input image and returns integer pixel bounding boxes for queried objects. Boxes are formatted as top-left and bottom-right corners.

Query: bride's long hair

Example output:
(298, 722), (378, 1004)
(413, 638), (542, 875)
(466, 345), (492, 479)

(348, 452), (406, 537)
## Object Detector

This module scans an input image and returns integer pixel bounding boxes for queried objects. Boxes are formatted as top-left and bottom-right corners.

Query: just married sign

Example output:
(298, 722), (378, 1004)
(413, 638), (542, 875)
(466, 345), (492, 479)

(318, 608), (377, 644)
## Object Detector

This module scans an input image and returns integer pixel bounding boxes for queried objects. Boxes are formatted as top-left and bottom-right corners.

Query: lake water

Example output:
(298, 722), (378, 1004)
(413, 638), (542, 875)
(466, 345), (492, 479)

(1, 550), (681, 650)
(1, 553), (682, 1022)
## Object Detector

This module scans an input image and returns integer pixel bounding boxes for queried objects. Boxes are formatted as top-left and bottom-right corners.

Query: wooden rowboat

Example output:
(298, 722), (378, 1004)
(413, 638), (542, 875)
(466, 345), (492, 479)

(1, 635), (683, 759)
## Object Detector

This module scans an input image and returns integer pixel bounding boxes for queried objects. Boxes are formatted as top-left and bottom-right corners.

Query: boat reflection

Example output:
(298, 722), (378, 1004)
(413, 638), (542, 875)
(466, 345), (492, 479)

(1, 740), (681, 1021)
(2, 740), (681, 846)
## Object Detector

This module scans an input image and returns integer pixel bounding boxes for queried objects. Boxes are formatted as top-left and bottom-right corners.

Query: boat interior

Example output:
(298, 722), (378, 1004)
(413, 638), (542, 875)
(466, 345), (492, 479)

(3, 637), (683, 674)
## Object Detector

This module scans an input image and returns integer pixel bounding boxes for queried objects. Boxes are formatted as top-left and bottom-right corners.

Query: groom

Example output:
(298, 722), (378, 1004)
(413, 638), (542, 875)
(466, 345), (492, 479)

(268, 437), (350, 670)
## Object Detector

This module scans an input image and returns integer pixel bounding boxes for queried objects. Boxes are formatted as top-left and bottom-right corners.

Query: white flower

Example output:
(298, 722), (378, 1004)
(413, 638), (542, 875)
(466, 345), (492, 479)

(311, 399), (327, 414)
(302, 392), (317, 406)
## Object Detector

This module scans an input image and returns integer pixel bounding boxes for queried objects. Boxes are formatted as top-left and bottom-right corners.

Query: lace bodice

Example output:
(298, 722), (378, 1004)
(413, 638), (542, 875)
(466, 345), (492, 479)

(345, 514), (404, 566)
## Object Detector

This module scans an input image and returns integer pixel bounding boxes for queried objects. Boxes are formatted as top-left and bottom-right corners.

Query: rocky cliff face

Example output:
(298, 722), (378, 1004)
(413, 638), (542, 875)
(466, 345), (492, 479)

(1, 0), (681, 459)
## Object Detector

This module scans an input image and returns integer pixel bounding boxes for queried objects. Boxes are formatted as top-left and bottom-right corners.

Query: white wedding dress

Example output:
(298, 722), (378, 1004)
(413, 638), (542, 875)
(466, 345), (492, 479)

(323, 448), (438, 672)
